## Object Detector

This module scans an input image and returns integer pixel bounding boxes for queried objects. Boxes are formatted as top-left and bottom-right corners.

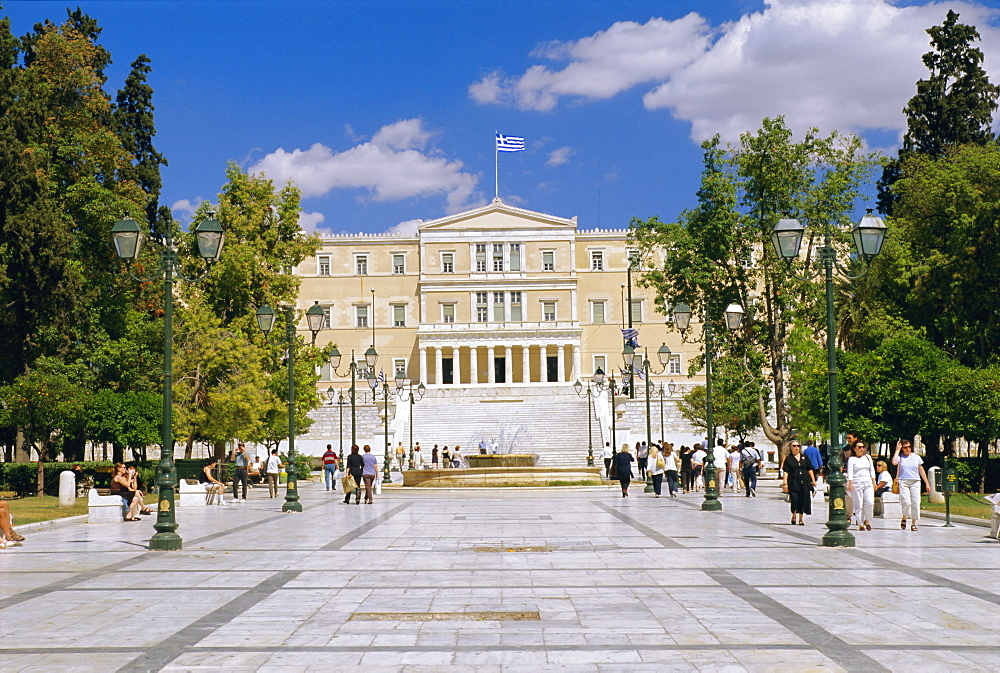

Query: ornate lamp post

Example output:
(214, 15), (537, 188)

(256, 302), (325, 513)
(770, 210), (887, 548)
(394, 379), (425, 469)
(367, 370), (394, 485)
(640, 344), (672, 492)
(328, 345), (377, 451)
(572, 377), (597, 466)
(671, 301), (744, 511)
(591, 367), (626, 468)
(111, 213), (225, 551)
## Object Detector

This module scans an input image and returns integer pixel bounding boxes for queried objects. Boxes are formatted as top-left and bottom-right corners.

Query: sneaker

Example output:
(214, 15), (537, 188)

(1, 540), (22, 548)
(218, 500), (230, 506)
(750, 488), (756, 497)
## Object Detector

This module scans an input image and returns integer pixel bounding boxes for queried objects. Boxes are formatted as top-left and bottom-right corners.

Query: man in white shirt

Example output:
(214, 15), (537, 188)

(691, 446), (707, 491)
(740, 443), (762, 497)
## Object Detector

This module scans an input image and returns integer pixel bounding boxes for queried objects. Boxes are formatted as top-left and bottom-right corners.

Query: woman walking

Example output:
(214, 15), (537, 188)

(679, 446), (693, 493)
(781, 441), (816, 525)
(343, 445), (363, 505)
(663, 445), (679, 497)
(612, 444), (635, 497)
(892, 439), (931, 531)
(846, 440), (877, 531)
(361, 445), (378, 504)
(647, 444), (665, 497)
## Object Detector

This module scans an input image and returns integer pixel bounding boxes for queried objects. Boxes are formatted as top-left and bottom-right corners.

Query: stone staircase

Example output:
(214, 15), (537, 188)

(398, 385), (593, 467)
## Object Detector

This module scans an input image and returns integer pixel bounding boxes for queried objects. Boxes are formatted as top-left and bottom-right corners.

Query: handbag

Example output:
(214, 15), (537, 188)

(342, 474), (357, 494)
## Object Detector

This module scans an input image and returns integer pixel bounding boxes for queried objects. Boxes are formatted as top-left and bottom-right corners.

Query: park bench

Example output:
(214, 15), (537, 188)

(875, 491), (902, 520)
(87, 488), (124, 523)
(177, 478), (218, 507)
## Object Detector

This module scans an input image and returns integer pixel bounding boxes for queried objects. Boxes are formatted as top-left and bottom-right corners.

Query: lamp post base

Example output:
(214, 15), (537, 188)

(821, 530), (855, 547)
(700, 499), (722, 512)
(149, 532), (183, 551)
(283, 478), (303, 512)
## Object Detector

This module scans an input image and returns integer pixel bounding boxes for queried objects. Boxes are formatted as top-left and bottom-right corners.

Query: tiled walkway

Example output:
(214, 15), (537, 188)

(1, 482), (998, 672)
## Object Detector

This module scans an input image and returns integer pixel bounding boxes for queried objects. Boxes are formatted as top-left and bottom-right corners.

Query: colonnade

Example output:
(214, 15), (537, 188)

(418, 343), (581, 386)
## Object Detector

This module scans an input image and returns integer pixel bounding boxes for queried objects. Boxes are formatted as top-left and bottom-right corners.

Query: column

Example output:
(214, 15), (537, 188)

(452, 346), (461, 385)
(540, 345), (549, 382)
(505, 346), (513, 383)
(522, 344), (531, 383)
(419, 347), (428, 385)
(572, 344), (581, 382)
(469, 345), (479, 385)
(487, 346), (496, 384)
(557, 345), (566, 383)
(435, 347), (443, 386)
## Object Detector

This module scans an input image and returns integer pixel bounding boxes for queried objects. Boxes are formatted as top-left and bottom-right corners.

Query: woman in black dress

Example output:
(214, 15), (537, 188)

(781, 441), (816, 525)
(611, 444), (635, 497)
(679, 446), (693, 493)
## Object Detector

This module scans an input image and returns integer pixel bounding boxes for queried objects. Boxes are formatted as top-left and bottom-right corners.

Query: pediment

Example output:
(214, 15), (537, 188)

(418, 199), (577, 232)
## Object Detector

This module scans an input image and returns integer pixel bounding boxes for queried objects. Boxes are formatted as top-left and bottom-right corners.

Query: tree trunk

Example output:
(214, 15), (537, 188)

(213, 439), (227, 461)
(978, 439), (988, 494)
(63, 428), (86, 462)
(36, 439), (51, 497)
(112, 442), (124, 464)
(14, 429), (30, 463)
(184, 435), (194, 459)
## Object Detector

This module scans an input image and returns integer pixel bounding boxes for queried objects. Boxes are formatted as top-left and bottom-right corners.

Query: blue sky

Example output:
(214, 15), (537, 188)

(4, 0), (1000, 235)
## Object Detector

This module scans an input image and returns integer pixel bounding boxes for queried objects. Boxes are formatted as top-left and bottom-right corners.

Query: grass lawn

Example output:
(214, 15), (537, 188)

(4, 495), (89, 525)
(920, 494), (994, 519)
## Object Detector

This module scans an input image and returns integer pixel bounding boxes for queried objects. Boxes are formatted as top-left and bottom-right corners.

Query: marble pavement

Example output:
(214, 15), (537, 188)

(1, 480), (998, 672)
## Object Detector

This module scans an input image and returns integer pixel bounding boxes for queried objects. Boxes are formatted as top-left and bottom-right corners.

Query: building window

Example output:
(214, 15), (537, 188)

(392, 304), (406, 327)
(591, 251), (604, 271)
(442, 304), (455, 324)
(509, 243), (521, 271)
(322, 306), (332, 329)
(630, 300), (643, 324)
(317, 255), (331, 276)
(394, 358), (407, 380)
(493, 243), (504, 271)
(627, 250), (640, 269)
(542, 250), (554, 271)
(542, 301), (556, 322)
(355, 255), (368, 276)
(493, 291), (505, 322)
(475, 243), (487, 272)
(593, 355), (606, 376)
(476, 291), (488, 322)
(591, 300), (605, 324)
(393, 254), (405, 274)
(510, 291), (522, 321)
(355, 305), (368, 328)
(442, 252), (454, 273)
(668, 354), (682, 375)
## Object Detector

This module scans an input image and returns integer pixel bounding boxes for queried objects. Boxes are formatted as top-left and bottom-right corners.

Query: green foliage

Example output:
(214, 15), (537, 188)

(86, 389), (161, 454)
(677, 357), (763, 440)
(280, 451), (314, 479)
(0, 460), (114, 497)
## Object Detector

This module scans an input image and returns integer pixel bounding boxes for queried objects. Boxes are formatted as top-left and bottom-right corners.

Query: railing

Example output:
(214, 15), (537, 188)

(416, 321), (580, 332)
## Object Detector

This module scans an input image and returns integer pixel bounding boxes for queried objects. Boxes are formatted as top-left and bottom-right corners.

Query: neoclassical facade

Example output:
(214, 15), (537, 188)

(298, 199), (703, 392)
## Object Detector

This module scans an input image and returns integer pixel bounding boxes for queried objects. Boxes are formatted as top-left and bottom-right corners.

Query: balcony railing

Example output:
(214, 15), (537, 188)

(417, 321), (580, 332)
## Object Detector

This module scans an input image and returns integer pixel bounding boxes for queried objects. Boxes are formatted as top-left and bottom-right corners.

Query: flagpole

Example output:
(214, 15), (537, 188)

(494, 131), (499, 200)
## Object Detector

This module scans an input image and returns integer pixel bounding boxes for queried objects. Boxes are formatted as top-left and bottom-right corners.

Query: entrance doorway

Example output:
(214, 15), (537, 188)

(494, 357), (506, 383)
(546, 356), (558, 382)
(442, 358), (453, 384)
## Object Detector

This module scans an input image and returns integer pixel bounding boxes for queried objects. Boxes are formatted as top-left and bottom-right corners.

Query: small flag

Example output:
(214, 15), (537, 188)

(619, 368), (629, 387)
(378, 369), (386, 384)
(621, 327), (640, 348)
(496, 133), (525, 152)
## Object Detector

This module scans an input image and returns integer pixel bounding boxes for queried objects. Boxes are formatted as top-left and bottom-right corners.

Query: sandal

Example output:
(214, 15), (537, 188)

(797, 521), (804, 526)
(124, 517), (141, 522)
(140, 509), (153, 515)
(792, 517), (797, 525)
(911, 525), (918, 531)
(865, 523), (872, 531)
(901, 520), (907, 530)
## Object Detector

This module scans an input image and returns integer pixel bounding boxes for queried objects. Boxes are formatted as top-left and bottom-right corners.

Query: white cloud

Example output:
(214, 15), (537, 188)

(298, 211), (326, 233)
(471, 0), (1000, 143)
(250, 118), (481, 214)
(386, 219), (422, 236)
(170, 198), (203, 221)
(546, 146), (575, 166)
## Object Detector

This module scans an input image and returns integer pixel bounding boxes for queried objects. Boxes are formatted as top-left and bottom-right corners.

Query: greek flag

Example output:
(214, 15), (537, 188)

(377, 369), (386, 384)
(496, 133), (525, 152)
(621, 327), (639, 348)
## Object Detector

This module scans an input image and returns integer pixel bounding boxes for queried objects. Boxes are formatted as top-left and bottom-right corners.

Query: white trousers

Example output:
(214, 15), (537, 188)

(899, 478), (921, 522)
(851, 479), (874, 524)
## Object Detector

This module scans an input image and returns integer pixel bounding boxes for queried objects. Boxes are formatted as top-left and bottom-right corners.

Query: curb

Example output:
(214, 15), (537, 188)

(15, 514), (88, 533)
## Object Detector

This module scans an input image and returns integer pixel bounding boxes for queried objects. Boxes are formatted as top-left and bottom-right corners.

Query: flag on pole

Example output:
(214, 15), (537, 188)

(378, 369), (386, 385)
(496, 133), (525, 152)
(621, 327), (640, 348)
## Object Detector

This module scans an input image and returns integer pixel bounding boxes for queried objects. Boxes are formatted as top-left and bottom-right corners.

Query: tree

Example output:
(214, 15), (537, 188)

(677, 357), (763, 441)
(877, 10), (999, 214)
(631, 118), (877, 459)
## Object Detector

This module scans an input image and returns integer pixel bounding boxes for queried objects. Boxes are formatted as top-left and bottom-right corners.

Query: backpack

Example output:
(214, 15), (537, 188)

(740, 448), (758, 469)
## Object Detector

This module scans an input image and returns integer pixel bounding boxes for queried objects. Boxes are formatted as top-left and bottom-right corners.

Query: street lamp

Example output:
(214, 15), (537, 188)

(111, 213), (225, 551)
(671, 301), (744, 511)
(590, 366), (625, 469)
(573, 377), (598, 466)
(638, 344), (671, 493)
(770, 210), (887, 548)
(256, 301), (325, 513)
(394, 380), (425, 469)
(367, 370), (393, 485)
(328, 344), (377, 452)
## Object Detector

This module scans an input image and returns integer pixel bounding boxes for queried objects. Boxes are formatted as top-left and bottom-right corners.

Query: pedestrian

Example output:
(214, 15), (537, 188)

(612, 444), (634, 497)
(782, 441), (816, 525)
(846, 439), (877, 531)
(803, 440), (823, 476)
(361, 444), (378, 504)
(343, 445), (363, 505)
(891, 439), (931, 531)
(727, 445), (742, 493)
(601, 442), (613, 479)
(679, 445), (693, 493)
(395, 442), (406, 471)
(201, 458), (229, 506)
(231, 443), (250, 502)
(413, 442), (424, 468)
(452, 446), (462, 468)
(265, 449), (282, 498)
(0, 500), (25, 547)
(322, 444), (339, 491)
(490, 438), (499, 454)
(637, 441), (649, 480)
(739, 443), (761, 497)
(663, 444), (679, 497)
(431, 445), (439, 468)
(841, 431), (859, 470)
(478, 439), (488, 455)
(692, 444), (707, 491)
(109, 463), (142, 519)
(647, 444), (665, 497)
(442, 446), (450, 469)
(875, 460), (892, 498)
